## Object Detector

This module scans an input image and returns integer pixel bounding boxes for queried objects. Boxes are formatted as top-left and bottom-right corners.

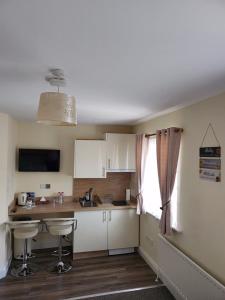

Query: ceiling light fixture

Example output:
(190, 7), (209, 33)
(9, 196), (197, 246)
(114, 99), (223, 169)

(37, 68), (77, 126)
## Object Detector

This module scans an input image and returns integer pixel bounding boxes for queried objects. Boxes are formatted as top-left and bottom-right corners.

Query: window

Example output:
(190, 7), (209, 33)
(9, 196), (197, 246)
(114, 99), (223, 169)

(142, 136), (180, 230)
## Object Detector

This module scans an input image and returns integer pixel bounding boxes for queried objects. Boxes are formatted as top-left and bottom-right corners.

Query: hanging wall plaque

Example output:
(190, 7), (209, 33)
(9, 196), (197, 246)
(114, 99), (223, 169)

(199, 147), (221, 157)
(199, 124), (221, 182)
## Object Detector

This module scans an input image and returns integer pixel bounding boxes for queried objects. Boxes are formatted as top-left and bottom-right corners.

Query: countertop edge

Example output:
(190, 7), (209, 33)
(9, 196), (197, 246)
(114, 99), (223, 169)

(9, 201), (137, 216)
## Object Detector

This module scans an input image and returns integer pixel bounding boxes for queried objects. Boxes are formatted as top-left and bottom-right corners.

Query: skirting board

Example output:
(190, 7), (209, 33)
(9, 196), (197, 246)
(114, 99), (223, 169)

(0, 265), (8, 279)
(0, 255), (12, 279)
(158, 267), (185, 300)
(158, 234), (225, 300)
(138, 246), (159, 276)
(138, 246), (184, 299)
(73, 250), (108, 260)
(109, 247), (135, 256)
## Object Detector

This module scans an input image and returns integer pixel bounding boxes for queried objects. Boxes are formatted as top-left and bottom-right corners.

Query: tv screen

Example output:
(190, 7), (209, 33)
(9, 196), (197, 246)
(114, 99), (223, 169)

(18, 149), (60, 172)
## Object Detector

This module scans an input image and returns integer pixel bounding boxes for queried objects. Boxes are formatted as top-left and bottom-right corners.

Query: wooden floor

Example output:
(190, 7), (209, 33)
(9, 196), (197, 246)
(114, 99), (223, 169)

(0, 251), (160, 300)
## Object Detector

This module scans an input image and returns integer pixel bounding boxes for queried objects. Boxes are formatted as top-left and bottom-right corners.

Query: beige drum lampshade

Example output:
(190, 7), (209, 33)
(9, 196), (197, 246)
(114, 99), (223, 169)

(37, 92), (77, 126)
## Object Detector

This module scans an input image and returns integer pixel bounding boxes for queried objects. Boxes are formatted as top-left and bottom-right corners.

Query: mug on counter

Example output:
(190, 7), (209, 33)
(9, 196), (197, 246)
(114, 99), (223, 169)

(27, 192), (35, 200)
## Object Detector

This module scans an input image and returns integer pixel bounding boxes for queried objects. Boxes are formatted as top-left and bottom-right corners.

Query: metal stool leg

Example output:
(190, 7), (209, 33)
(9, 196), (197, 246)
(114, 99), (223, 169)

(52, 236), (70, 257)
(11, 239), (34, 277)
(22, 239), (28, 273)
(51, 236), (72, 274)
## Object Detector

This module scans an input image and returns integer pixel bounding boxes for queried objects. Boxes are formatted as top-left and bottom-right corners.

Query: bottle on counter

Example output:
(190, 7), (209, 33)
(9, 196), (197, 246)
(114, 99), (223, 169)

(126, 188), (131, 204)
(58, 192), (64, 204)
(85, 192), (90, 201)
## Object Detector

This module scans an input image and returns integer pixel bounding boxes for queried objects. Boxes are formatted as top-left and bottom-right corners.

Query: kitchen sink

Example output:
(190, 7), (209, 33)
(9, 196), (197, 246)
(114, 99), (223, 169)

(80, 201), (98, 207)
(112, 200), (127, 206)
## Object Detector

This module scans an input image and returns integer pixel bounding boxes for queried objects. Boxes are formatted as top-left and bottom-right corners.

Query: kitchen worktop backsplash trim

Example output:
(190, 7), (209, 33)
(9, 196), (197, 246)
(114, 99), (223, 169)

(73, 172), (135, 203)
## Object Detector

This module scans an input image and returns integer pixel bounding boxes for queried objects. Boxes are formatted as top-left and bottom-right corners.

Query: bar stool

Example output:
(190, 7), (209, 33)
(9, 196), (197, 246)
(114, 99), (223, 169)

(43, 218), (77, 274)
(8, 220), (40, 277)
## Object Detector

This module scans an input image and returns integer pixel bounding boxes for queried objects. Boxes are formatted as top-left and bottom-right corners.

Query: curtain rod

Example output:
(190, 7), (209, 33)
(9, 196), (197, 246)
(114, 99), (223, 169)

(145, 128), (183, 138)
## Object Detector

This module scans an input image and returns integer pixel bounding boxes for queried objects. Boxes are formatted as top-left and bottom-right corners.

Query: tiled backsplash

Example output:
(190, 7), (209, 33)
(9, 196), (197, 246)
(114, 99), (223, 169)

(73, 172), (134, 202)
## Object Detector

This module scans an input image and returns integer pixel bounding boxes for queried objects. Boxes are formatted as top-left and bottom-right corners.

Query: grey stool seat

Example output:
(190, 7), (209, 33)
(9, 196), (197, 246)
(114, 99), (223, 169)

(49, 225), (72, 236)
(14, 227), (39, 239)
(43, 218), (77, 274)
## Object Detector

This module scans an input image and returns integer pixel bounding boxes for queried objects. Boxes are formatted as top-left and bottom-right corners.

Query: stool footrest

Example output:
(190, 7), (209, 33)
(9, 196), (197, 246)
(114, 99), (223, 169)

(11, 265), (33, 277)
(52, 249), (71, 257)
(50, 261), (72, 274)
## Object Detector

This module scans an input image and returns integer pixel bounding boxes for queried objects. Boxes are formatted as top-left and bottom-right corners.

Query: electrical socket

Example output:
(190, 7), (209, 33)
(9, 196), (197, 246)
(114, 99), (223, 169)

(40, 184), (51, 189)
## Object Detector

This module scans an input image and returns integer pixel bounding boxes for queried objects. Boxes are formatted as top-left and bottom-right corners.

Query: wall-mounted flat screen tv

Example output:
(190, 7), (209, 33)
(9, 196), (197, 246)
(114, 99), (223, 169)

(18, 149), (60, 172)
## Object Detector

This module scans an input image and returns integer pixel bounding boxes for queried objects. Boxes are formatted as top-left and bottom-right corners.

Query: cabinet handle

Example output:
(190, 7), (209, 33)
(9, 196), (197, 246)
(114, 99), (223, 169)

(74, 219), (78, 230)
(108, 159), (111, 169)
(102, 167), (105, 177)
(108, 211), (111, 222)
(103, 211), (106, 222)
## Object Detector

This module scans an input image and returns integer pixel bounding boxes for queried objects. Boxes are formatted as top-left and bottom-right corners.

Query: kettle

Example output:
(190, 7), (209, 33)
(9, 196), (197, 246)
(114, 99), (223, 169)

(18, 193), (27, 206)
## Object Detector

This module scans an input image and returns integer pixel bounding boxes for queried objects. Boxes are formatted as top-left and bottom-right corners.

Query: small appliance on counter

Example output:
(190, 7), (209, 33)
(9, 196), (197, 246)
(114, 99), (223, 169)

(17, 192), (27, 206)
(27, 192), (35, 201)
(79, 198), (98, 207)
(79, 188), (98, 207)
(112, 200), (127, 206)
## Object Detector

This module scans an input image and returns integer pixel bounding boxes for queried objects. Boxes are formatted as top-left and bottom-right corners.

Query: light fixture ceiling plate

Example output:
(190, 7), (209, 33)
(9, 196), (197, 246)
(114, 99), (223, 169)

(45, 68), (66, 87)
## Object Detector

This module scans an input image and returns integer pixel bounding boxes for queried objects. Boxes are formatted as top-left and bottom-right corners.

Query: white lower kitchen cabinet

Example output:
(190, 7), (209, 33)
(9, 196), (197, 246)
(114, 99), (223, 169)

(107, 209), (139, 250)
(73, 209), (139, 254)
(73, 211), (107, 252)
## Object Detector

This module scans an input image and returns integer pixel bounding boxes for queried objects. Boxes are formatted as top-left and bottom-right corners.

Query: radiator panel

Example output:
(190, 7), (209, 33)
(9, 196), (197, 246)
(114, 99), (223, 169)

(158, 234), (225, 300)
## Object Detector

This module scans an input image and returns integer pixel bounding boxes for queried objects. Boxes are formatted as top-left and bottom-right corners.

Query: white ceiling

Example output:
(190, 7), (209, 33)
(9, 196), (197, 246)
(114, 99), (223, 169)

(1, 0), (225, 125)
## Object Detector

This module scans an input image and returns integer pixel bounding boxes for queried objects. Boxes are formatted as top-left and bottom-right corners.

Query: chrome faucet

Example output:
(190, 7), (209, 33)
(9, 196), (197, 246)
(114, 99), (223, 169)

(88, 188), (93, 202)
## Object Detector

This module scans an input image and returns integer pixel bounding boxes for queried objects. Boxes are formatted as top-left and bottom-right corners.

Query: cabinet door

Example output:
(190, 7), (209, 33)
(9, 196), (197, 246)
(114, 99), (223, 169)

(106, 133), (136, 172)
(74, 140), (106, 178)
(73, 211), (107, 253)
(107, 209), (139, 249)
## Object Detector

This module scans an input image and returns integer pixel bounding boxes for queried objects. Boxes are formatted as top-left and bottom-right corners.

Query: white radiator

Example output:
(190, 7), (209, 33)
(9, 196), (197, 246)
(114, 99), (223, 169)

(158, 234), (225, 300)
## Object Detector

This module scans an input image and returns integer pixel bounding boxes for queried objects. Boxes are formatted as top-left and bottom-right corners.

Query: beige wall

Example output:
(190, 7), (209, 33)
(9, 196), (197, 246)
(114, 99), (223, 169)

(3, 94), (225, 283)
(15, 122), (132, 249)
(134, 93), (225, 284)
(16, 122), (132, 197)
(0, 114), (8, 222)
(0, 113), (17, 277)
(7, 116), (17, 205)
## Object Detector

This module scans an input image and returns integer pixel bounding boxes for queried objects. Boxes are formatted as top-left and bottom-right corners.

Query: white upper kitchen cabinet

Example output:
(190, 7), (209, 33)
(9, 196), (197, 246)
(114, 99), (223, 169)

(105, 133), (136, 172)
(107, 209), (139, 250)
(74, 140), (106, 178)
(73, 211), (108, 252)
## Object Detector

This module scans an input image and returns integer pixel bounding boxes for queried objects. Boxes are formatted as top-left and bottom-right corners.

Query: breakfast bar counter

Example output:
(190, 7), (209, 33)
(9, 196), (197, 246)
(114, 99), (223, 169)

(8, 197), (137, 216)
(8, 197), (139, 261)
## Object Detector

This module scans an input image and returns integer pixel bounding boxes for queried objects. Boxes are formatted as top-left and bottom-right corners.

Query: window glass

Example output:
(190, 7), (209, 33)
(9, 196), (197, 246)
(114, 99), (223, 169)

(142, 136), (179, 230)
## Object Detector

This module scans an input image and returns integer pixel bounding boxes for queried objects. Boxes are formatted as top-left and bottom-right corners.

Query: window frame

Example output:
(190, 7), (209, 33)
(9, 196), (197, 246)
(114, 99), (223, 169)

(142, 135), (181, 231)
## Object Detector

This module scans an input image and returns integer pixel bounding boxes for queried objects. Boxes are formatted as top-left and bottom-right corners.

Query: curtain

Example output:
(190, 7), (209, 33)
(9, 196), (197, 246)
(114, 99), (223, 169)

(156, 127), (181, 235)
(136, 134), (149, 214)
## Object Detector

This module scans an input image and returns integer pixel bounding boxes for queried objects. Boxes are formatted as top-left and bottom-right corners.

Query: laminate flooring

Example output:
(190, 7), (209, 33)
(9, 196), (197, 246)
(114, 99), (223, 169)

(0, 251), (162, 300)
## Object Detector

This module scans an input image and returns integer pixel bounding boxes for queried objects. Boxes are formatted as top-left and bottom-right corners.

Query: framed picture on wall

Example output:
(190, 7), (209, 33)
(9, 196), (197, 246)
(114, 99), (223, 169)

(199, 124), (221, 182)
(199, 158), (221, 170)
(199, 147), (221, 182)
(199, 169), (221, 182)
(199, 147), (221, 158)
